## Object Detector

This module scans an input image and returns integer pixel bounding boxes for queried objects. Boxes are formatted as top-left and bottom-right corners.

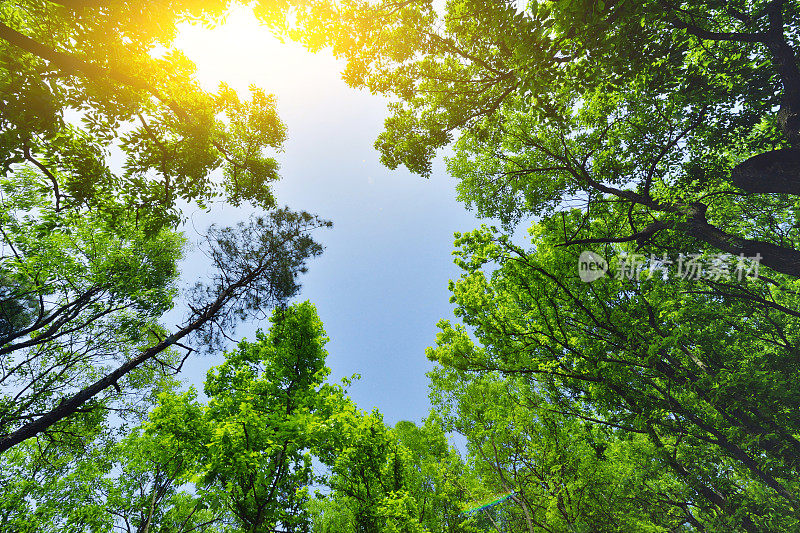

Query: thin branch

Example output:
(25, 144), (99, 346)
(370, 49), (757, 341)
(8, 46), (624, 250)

(23, 145), (62, 211)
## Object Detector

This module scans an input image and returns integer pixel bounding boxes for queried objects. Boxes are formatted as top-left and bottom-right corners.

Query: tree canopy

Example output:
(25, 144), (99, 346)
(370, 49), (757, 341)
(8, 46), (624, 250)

(292, 0), (800, 275)
(286, 0), (800, 529)
(5, 0), (800, 531)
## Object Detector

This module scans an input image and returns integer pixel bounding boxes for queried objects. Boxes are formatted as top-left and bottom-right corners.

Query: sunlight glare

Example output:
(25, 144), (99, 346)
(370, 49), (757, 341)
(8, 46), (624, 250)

(174, 5), (344, 103)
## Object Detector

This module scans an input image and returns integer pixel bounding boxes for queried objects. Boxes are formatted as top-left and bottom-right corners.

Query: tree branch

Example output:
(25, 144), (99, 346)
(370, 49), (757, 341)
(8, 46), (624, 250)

(557, 220), (672, 248)
(23, 145), (62, 211)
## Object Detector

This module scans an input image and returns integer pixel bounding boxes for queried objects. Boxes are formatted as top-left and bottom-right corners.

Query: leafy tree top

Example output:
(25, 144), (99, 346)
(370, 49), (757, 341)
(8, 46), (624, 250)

(290, 0), (800, 277)
(1, 0), (292, 229)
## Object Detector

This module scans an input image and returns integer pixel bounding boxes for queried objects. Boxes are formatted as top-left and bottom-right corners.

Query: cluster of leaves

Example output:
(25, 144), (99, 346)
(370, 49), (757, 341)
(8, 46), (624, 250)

(1, 303), (333, 532)
(429, 368), (696, 532)
(0, 159), (188, 454)
(310, 412), (472, 533)
(0, 0), (291, 227)
(425, 215), (800, 530)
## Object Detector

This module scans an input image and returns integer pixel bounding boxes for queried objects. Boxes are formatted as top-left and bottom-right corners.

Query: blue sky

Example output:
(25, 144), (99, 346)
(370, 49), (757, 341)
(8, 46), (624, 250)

(170, 10), (486, 424)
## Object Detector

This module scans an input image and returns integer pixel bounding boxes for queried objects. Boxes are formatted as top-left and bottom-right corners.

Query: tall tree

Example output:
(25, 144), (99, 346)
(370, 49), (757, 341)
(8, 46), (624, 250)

(0, 206), (329, 455)
(312, 412), (473, 533)
(198, 301), (336, 533)
(426, 215), (800, 530)
(0, 0), (331, 454)
(430, 366), (704, 532)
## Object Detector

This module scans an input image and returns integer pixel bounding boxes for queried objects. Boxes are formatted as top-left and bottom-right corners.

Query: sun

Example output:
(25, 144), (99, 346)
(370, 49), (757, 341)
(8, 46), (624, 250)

(173, 4), (343, 102)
